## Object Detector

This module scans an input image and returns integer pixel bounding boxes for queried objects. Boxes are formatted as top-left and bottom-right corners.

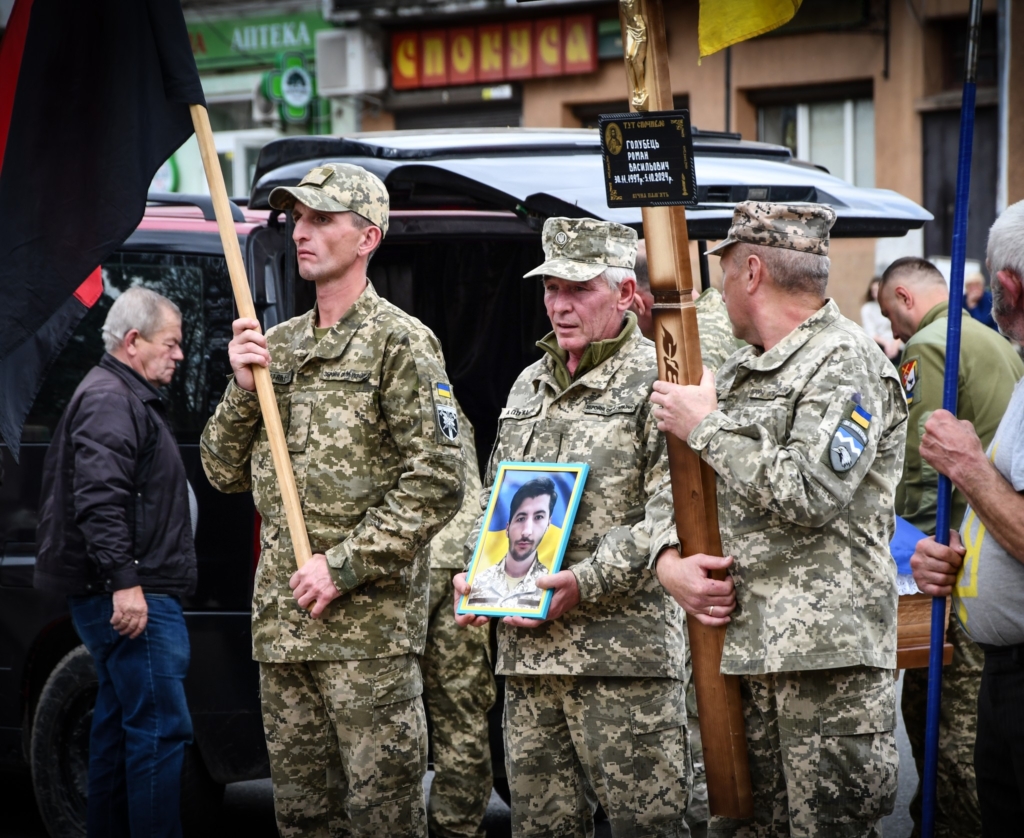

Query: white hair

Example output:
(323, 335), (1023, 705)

(733, 243), (830, 296)
(988, 201), (1024, 338)
(599, 266), (635, 290)
(102, 287), (180, 353)
(988, 200), (1024, 279)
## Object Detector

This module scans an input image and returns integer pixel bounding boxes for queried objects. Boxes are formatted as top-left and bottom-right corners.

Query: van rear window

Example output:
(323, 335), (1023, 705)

(23, 252), (234, 443)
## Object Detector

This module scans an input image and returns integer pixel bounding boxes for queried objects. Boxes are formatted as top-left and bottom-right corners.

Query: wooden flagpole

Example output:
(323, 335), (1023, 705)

(617, 0), (752, 818)
(189, 103), (313, 571)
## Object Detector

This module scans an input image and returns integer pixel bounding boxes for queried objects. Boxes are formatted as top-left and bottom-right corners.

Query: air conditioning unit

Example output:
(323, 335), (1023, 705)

(316, 28), (387, 97)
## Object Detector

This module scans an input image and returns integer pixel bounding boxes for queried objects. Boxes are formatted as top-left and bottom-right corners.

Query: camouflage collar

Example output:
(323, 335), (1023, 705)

(917, 301), (950, 332)
(740, 298), (839, 372)
(296, 281), (379, 364)
(537, 313), (638, 392)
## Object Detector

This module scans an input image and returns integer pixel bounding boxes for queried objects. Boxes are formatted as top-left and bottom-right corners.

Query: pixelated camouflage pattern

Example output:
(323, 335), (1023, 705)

(523, 216), (638, 282)
(706, 201), (837, 257)
(666, 300), (907, 675)
(200, 283), (465, 662)
(475, 321), (687, 678)
(504, 674), (691, 838)
(427, 400), (482, 570)
(420, 568), (496, 838)
(259, 655), (428, 838)
(695, 287), (743, 374)
(709, 666), (898, 838)
(901, 619), (983, 838)
(269, 162), (391, 235)
(895, 301), (1023, 536)
(685, 657), (709, 838)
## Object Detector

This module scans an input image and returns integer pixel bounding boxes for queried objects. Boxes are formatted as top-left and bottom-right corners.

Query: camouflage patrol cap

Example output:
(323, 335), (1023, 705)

(706, 201), (837, 257)
(523, 217), (638, 282)
(268, 163), (390, 236)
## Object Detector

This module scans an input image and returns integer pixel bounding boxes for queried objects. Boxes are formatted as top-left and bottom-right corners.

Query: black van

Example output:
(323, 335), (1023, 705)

(0, 128), (931, 836)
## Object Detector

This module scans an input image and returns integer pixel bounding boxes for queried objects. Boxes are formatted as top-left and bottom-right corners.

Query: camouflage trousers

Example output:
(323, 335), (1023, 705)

(419, 568), (497, 838)
(709, 666), (898, 838)
(504, 674), (691, 838)
(685, 677), (708, 838)
(901, 618), (983, 838)
(259, 655), (428, 838)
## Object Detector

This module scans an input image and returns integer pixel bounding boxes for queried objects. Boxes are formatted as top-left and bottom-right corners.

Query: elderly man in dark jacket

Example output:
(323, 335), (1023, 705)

(36, 286), (196, 838)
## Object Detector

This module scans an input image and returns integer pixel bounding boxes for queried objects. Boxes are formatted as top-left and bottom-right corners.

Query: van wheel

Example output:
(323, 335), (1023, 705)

(30, 645), (94, 837)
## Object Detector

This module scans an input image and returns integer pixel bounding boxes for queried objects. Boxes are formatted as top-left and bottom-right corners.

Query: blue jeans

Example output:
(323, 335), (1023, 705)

(68, 593), (193, 838)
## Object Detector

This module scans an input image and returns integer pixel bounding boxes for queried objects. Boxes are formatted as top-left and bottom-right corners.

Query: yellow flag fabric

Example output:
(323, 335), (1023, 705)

(698, 0), (802, 59)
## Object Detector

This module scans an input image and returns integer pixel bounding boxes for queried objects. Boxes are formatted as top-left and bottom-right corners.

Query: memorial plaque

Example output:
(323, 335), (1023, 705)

(599, 109), (697, 208)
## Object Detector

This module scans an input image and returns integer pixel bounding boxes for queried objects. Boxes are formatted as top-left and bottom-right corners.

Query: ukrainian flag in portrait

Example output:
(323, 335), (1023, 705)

(475, 468), (580, 573)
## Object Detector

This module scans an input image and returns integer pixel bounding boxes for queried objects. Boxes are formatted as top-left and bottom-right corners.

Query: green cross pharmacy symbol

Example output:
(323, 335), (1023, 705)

(263, 53), (316, 124)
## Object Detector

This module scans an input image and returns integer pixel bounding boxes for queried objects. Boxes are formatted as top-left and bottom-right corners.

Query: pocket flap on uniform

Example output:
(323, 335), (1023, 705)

(320, 369), (370, 383)
(629, 681), (686, 735)
(820, 675), (896, 735)
(583, 402), (637, 417)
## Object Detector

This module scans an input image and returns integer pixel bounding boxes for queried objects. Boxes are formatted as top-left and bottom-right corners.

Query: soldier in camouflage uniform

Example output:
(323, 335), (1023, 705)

(419, 399), (497, 838)
(651, 202), (908, 838)
(878, 256), (1023, 838)
(453, 217), (692, 838)
(632, 239), (743, 373)
(199, 163), (465, 838)
(632, 243), (740, 838)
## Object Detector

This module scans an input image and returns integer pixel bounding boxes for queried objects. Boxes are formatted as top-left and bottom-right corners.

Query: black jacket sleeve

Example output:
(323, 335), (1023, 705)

(69, 391), (144, 590)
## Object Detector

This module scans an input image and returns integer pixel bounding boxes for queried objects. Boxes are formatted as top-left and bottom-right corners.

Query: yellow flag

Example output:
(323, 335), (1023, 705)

(698, 0), (802, 59)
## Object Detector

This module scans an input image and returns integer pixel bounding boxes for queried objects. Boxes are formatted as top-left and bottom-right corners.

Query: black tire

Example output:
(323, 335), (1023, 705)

(29, 644), (225, 838)
(30, 645), (94, 838)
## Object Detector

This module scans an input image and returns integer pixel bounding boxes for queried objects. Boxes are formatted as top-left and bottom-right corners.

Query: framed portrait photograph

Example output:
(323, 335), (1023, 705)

(457, 462), (589, 620)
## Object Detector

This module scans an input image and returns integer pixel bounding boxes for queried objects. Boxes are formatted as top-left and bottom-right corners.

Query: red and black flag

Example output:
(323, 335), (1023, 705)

(0, 0), (204, 454)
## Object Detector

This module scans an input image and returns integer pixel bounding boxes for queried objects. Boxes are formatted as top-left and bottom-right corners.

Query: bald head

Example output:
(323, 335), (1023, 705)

(877, 257), (949, 342)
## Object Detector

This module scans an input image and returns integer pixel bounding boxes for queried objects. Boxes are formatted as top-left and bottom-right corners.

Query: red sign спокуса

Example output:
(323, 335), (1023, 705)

(391, 16), (597, 90)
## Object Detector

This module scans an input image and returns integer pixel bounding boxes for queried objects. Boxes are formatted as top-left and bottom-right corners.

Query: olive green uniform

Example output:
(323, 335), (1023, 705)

(419, 401), (496, 838)
(896, 301), (1024, 838)
(200, 284), (465, 838)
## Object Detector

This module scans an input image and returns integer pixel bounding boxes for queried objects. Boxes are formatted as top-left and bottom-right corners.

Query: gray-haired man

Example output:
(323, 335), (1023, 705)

(36, 287), (196, 838)
(652, 202), (908, 836)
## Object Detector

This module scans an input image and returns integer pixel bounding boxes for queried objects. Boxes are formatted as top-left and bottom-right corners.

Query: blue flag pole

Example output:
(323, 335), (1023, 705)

(921, 1), (984, 835)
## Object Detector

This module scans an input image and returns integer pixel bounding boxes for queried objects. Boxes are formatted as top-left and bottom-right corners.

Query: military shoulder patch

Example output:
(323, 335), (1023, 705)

(829, 402), (871, 474)
(432, 382), (460, 444)
(899, 358), (918, 405)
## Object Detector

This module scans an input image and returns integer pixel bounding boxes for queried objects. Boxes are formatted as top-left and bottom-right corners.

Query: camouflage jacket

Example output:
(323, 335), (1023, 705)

(200, 283), (465, 663)
(478, 315), (686, 679)
(682, 300), (907, 675)
(695, 287), (744, 373)
(896, 302), (1024, 535)
(427, 400), (483, 570)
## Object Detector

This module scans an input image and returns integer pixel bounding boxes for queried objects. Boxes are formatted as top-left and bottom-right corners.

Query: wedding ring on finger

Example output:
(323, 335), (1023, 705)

(708, 605), (715, 617)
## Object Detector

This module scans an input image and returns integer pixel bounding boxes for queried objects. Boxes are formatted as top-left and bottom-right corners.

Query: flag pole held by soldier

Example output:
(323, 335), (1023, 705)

(615, 0), (752, 818)
(188, 104), (314, 574)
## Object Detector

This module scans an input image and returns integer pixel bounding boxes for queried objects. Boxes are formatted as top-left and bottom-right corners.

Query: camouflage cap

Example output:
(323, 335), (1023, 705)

(706, 201), (837, 257)
(523, 217), (638, 282)
(268, 163), (390, 236)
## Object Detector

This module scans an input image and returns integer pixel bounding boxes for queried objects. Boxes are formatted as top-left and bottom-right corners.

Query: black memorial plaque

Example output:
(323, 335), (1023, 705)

(598, 110), (697, 208)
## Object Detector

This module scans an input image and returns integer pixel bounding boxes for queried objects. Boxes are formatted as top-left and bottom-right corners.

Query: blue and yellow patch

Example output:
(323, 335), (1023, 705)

(435, 381), (452, 399)
(850, 405), (871, 430)
(828, 401), (871, 474)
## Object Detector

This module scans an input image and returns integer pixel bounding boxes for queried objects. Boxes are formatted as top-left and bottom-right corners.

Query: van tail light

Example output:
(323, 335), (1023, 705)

(252, 510), (262, 576)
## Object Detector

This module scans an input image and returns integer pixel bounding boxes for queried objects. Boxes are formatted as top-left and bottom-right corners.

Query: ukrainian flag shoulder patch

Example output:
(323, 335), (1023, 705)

(435, 382), (452, 399)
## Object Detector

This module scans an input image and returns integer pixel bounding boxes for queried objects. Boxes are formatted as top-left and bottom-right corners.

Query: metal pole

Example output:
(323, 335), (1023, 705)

(921, 1), (983, 834)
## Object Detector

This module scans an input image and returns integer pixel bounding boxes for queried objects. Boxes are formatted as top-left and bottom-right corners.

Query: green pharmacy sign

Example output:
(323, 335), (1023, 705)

(187, 11), (330, 70)
(263, 53), (328, 127)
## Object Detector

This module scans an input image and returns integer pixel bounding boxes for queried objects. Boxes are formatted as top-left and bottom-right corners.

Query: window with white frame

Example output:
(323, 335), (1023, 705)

(757, 97), (874, 188)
